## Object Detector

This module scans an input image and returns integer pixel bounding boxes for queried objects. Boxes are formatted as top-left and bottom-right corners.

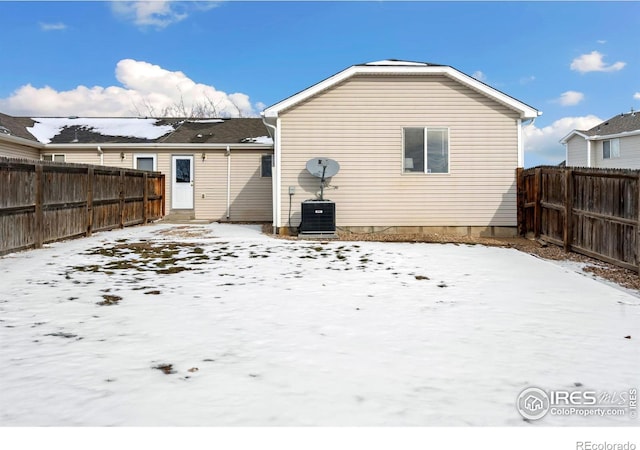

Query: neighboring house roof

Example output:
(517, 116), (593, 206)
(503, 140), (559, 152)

(583, 111), (640, 137)
(262, 59), (541, 120)
(0, 115), (272, 147)
(561, 110), (640, 143)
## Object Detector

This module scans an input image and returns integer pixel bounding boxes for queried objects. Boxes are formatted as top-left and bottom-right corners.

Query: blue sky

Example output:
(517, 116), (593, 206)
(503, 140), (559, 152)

(1, 1), (639, 167)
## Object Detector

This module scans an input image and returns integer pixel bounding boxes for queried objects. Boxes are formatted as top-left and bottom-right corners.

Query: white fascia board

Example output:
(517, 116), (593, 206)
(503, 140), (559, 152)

(44, 143), (274, 151)
(263, 65), (541, 119)
(559, 130), (589, 144)
(0, 133), (44, 149)
(586, 129), (640, 141)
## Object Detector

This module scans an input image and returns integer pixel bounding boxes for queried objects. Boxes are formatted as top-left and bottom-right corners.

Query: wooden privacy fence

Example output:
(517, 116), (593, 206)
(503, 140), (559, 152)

(0, 157), (165, 255)
(517, 166), (640, 273)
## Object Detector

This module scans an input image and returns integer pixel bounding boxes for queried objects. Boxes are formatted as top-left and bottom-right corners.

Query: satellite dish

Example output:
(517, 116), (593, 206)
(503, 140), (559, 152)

(306, 158), (340, 179)
(305, 157), (340, 200)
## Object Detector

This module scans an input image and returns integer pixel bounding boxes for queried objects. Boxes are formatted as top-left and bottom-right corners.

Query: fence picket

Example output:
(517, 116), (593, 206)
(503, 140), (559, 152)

(518, 166), (640, 273)
(0, 157), (164, 255)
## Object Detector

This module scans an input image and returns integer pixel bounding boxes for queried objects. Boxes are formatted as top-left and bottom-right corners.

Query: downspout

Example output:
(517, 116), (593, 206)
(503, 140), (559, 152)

(97, 145), (104, 166)
(226, 145), (231, 220)
(587, 140), (592, 167)
(262, 117), (279, 234)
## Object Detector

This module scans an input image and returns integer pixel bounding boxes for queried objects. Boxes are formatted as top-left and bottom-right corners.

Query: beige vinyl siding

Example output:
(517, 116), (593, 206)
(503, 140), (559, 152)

(0, 139), (40, 160)
(593, 135), (640, 169)
(278, 74), (521, 227)
(565, 135), (588, 167)
(227, 151), (273, 221)
(63, 151), (104, 165)
(40, 147), (272, 222)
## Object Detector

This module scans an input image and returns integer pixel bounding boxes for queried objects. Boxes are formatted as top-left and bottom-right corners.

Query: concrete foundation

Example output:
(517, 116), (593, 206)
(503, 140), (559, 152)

(278, 225), (518, 238)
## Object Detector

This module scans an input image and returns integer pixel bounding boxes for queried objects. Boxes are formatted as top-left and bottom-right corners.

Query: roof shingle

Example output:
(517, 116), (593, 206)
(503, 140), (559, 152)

(584, 111), (640, 137)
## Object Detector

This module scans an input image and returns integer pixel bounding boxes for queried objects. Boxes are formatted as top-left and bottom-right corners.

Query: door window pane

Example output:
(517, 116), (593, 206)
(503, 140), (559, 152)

(175, 159), (191, 183)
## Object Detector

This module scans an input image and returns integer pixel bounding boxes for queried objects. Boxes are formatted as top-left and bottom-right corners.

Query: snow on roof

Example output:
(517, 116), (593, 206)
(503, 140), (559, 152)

(186, 119), (225, 124)
(363, 59), (431, 66)
(27, 117), (175, 144)
(240, 135), (273, 144)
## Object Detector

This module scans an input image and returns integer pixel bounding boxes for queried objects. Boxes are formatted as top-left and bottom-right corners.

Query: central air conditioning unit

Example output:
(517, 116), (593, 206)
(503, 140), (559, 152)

(299, 200), (336, 234)
(298, 158), (340, 237)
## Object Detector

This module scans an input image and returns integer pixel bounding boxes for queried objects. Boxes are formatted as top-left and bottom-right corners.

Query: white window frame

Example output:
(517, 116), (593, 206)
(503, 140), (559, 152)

(133, 153), (157, 171)
(41, 154), (66, 162)
(402, 127), (450, 174)
(602, 139), (620, 160)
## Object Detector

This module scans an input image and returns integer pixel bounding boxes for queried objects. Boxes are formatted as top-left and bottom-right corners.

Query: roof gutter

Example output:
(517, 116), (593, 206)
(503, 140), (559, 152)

(586, 129), (640, 141)
(44, 143), (273, 150)
(0, 132), (44, 149)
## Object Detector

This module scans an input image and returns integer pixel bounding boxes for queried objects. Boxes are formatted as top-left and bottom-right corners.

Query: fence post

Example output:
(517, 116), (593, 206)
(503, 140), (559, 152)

(161, 174), (166, 217)
(119, 170), (125, 228)
(534, 167), (542, 238)
(143, 172), (148, 224)
(86, 167), (94, 236)
(564, 168), (573, 252)
(516, 168), (524, 236)
(637, 173), (640, 274)
(34, 163), (44, 249)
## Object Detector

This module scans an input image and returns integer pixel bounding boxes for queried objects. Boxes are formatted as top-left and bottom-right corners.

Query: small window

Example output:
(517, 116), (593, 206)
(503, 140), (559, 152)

(603, 139), (620, 159)
(261, 154), (273, 177)
(42, 154), (65, 162)
(403, 128), (449, 174)
(134, 154), (157, 171)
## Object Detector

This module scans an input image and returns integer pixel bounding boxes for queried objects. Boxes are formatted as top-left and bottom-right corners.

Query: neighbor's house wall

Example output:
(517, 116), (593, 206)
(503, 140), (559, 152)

(565, 135), (588, 167)
(278, 74), (521, 229)
(592, 134), (640, 169)
(51, 147), (273, 222)
(0, 138), (40, 160)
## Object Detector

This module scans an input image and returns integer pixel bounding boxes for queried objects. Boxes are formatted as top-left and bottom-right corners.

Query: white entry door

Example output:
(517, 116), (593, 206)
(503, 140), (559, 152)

(172, 155), (194, 209)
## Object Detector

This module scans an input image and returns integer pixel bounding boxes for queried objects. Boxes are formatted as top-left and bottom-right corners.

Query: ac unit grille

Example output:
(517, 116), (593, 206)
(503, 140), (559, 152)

(299, 201), (336, 234)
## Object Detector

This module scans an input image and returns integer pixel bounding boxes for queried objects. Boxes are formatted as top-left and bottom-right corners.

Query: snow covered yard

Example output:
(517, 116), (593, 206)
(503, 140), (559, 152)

(0, 223), (638, 426)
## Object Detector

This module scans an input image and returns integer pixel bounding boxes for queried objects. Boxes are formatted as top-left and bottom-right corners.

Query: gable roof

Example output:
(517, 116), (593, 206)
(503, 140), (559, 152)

(583, 111), (640, 137)
(561, 111), (640, 144)
(0, 115), (272, 146)
(262, 59), (541, 120)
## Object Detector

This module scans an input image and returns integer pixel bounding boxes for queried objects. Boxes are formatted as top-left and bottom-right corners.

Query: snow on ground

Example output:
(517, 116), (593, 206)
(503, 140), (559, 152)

(0, 223), (638, 426)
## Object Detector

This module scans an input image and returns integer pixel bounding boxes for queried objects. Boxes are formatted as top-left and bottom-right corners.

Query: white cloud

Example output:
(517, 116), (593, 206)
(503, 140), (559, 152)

(634, 92), (640, 100)
(471, 71), (486, 82)
(557, 90), (584, 106)
(523, 115), (602, 166)
(111, 1), (219, 29)
(519, 75), (536, 85)
(570, 51), (626, 73)
(0, 59), (261, 118)
(39, 22), (67, 31)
